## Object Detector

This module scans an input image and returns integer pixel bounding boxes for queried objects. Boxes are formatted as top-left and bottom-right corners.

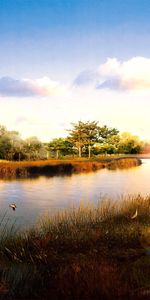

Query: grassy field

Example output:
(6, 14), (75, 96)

(0, 195), (150, 299)
(0, 157), (141, 179)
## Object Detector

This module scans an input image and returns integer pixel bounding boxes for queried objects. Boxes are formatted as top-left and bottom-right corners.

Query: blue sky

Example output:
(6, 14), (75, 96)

(1, 0), (150, 79)
(0, 0), (150, 141)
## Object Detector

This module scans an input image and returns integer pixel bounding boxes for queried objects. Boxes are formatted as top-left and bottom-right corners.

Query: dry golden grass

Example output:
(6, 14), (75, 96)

(0, 195), (150, 299)
(107, 157), (141, 169)
(0, 157), (141, 179)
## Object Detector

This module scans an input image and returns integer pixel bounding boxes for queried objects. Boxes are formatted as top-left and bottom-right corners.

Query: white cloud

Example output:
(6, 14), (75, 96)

(1, 57), (150, 142)
(98, 57), (150, 91)
(0, 76), (67, 97)
(74, 57), (150, 92)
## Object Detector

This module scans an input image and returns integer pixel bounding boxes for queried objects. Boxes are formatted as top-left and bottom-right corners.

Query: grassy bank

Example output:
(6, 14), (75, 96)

(0, 195), (150, 299)
(0, 157), (141, 179)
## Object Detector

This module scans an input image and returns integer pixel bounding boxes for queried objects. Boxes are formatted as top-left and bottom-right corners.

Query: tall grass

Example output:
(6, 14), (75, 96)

(0, 195), (150, 299)
(0, 157), (141, 179)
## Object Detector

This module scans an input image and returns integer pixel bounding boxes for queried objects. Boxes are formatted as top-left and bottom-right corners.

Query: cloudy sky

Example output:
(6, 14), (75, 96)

(1, 0), (150, 141)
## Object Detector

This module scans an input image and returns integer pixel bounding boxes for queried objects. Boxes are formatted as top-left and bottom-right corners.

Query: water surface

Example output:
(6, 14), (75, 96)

(0, 159), (150, 229)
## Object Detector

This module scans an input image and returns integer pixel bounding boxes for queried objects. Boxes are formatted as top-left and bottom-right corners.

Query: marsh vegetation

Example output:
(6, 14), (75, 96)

(0, 157), (141, 179)
(0, 195), (150, 299)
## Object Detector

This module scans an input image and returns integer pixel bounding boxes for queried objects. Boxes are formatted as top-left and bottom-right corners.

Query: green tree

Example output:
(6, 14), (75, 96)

(104, 134), (120, 154)
(68, 121), (87, 157)
(60, 139), (74, 156)
(81, 121), (100, 158)
(118, 132), (144, 154)
(98, 125), (119, 143)
(24, 137), (43, 160)
(48, 138), (73, 159)
(68, 121), (100, 158)
(7, 131), (24, 160)
(68, 122), (119, 158)
(0, 135), (12, 160)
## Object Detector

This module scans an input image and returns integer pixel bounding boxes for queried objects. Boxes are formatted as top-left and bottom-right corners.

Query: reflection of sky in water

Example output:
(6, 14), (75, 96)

(0, 159), (150, 230)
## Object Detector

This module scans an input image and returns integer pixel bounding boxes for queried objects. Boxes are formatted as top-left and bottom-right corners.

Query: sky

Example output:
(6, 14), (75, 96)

(1, 0), (150, 141)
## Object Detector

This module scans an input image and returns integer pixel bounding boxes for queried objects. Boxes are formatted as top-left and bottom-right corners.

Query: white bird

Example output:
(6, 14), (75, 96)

(9, 204), (17, 211)
(131, 209), (138, 219)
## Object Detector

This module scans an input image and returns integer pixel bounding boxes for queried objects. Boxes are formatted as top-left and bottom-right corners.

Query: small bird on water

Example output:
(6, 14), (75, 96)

(131, 209), (138, 219)
(9, 204), (17, 211)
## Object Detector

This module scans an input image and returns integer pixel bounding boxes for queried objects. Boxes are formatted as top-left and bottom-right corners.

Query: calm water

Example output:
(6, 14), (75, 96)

(0, 159), (150, 230)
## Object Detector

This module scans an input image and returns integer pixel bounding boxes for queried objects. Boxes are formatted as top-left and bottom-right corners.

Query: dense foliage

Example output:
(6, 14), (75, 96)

(0, 122), (145, 160)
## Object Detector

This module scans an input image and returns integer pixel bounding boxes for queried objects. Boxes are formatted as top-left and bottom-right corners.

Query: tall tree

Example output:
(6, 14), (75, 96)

(98, 125), (119, 143)
(48, 138), (73, 159)
(24, 137), (43, 160)
(68, 122), (119, 158)
(0, 135), (12, 160)
(81, 121), (99, 158)
(7, 131), (23, 160)
(68, 121), (88, 157)
(118, 132), (144, 154)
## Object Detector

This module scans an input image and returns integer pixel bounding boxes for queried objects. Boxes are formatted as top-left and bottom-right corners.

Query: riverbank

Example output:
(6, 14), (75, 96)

(0, 157), (141, 179)
(0, 195), (150, 299)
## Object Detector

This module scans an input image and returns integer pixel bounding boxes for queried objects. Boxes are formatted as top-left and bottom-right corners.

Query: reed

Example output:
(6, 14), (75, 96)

(106, 157), (141, 169)
(0, 195), (150, 299)
(0, 157), (141, 179)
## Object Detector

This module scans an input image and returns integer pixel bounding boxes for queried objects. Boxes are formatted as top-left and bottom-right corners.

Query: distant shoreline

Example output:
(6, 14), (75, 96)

(0, 157), (141, 179)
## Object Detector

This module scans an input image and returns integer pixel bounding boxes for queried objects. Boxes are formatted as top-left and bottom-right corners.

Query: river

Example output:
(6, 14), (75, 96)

(0, 158), (150, 230)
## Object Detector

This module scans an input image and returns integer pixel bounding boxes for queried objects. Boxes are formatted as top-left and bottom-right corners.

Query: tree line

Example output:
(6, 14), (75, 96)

(0, 121), (146, 161)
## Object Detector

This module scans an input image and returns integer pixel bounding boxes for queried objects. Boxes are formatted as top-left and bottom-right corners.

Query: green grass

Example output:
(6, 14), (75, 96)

(0, 195), (150, 299)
